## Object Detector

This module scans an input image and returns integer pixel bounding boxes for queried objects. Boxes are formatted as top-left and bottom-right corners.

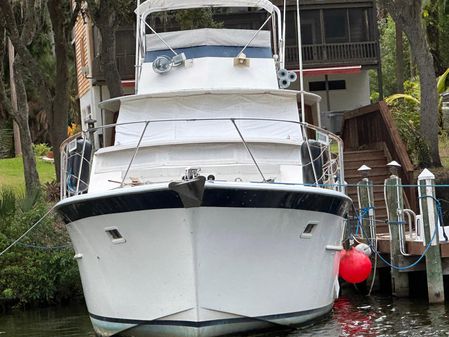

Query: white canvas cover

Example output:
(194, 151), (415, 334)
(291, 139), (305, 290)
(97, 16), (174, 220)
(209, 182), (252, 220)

(136, 0), (276, 15)
(146, 28), (271, 51)
(114, 93), (302, 145)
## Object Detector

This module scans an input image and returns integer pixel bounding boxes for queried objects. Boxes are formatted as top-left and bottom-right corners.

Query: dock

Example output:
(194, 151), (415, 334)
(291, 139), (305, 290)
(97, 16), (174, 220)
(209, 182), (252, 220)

(348, 164), (449, 303)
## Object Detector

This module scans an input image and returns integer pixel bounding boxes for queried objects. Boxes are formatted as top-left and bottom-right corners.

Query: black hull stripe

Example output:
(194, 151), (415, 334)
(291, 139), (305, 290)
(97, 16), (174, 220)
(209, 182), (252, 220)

(89, 305), (332, 328)
(56, 187), (350, 223)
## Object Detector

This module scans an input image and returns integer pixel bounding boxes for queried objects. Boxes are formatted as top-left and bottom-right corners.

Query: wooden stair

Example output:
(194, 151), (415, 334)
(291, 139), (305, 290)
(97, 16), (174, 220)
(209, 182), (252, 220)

(344, 149), (390, 233)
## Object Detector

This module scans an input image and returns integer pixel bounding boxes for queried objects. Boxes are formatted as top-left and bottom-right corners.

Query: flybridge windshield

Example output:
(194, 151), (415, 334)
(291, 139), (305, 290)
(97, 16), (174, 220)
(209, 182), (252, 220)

(146, 7), (270, 33)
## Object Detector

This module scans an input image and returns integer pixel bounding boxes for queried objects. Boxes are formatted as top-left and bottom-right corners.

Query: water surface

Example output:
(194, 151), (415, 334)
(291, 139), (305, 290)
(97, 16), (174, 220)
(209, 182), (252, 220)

(1, 295), (449, 336)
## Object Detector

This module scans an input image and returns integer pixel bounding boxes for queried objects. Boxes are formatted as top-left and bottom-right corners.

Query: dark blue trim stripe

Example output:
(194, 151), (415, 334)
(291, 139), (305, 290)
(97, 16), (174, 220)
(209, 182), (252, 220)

(89, 304), (332, 328)
(145, 45), (272, 62)
(55, 187), (350, 223)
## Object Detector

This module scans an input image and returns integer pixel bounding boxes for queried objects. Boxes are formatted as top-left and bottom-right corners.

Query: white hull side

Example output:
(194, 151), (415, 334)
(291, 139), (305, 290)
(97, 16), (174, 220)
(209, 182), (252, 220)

(66, 204), (345, 337)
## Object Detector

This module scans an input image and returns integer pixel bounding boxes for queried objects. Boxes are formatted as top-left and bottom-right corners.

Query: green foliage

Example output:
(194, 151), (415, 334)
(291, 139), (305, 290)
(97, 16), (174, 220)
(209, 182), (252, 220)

(0, 189), (82, 308)
(423, 0), (449, 74)
(378, 16), (413, 98)
(385, 93), (420, 105)
(369, 69), (380, 102)
(0, 189), (16, 218)
(386, 80), (431, 166)
(175, 8), (223, 30)
(32, 143), (52, 157)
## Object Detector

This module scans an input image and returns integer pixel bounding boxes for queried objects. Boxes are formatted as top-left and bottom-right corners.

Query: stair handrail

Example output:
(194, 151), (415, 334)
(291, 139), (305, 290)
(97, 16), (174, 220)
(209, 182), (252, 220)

(342, 101), (416, 211)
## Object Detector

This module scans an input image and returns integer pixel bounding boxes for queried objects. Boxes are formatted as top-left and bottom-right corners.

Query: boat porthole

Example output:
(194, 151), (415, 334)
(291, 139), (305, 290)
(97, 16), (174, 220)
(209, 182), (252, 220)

(300, 222), (318, 239)
(105, 227), (126, 244)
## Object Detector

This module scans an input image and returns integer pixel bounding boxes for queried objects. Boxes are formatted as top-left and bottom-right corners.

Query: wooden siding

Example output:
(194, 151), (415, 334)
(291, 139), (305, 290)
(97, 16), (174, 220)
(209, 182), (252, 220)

(74, 15), (90, 98)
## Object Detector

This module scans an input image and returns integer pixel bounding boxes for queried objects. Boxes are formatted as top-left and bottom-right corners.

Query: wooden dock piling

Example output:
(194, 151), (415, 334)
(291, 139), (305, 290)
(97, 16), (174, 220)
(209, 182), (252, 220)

(384, 173), (409, 297)
(357, 173), (375, 243)
(418, 169), (445, 303)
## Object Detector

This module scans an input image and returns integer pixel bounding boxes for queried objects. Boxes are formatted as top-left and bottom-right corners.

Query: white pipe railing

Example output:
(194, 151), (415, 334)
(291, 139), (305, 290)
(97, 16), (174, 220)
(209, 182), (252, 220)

(60, 118), (345, 199)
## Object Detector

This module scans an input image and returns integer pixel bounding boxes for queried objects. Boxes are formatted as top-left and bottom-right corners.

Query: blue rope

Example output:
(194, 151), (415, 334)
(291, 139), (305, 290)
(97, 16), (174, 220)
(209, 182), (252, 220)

(354, 206), (375, 236)
(427, 195), (449, 241)
(352, 197), (441, 271)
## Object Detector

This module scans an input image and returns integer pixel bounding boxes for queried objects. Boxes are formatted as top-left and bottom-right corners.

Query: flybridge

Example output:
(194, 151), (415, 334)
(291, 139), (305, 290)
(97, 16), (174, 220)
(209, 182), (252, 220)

(133, 0), (285, 93)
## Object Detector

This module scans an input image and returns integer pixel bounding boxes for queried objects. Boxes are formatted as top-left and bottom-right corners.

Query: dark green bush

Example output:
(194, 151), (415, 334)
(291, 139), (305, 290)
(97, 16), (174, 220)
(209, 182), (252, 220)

(0, 188), (82, 308)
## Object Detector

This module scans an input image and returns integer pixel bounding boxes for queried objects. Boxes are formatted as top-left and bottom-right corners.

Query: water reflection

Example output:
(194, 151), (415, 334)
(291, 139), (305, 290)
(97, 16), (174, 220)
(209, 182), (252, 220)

(0, 303), (95, 337)
(1, 295), (449, 337)
(291, 295), (449, 337)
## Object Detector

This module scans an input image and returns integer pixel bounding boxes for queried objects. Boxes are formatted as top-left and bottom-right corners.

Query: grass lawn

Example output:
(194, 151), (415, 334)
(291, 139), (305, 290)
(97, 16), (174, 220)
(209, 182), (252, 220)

(0, 157), (55, 192)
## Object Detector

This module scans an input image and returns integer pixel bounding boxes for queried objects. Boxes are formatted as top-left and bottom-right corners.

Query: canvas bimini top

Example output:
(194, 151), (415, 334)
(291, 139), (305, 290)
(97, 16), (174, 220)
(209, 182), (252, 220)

(135, 0), (277, 16)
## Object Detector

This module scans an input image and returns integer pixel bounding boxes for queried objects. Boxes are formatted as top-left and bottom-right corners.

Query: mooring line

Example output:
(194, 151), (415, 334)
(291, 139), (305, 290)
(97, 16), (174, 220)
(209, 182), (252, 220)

(351, 198), (440, 271)
(0, 205), (56, 257)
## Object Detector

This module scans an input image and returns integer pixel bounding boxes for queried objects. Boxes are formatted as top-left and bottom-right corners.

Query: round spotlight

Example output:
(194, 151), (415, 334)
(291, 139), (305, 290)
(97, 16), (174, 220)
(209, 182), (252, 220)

(277, 68), (289, 80)
(288, 71), (298, 82)
(152, 56), (173, 74)
(279, 78), (290, 89)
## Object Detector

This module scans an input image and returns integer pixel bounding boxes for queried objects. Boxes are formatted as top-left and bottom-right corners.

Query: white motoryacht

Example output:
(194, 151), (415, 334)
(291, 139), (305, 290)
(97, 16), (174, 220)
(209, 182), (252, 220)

(55, 1), (351, 336)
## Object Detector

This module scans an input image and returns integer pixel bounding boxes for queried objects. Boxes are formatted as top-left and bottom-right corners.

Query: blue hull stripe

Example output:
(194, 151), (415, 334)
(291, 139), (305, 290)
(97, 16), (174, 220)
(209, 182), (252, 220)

(145, 45), (272, 62)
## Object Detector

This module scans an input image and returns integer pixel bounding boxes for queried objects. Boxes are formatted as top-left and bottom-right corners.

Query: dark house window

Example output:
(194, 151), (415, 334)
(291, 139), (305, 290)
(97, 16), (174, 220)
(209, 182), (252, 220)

(349, 8), (371, 42)
(300, 10), (321, 45)
(309, 80), (346, 91)
(323, 9), (348, 44)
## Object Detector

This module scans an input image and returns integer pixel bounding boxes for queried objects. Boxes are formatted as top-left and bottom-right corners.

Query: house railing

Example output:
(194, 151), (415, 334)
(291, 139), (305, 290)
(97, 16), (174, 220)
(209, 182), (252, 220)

(285, 41), (379, 68)
(60, 118), (346, 199)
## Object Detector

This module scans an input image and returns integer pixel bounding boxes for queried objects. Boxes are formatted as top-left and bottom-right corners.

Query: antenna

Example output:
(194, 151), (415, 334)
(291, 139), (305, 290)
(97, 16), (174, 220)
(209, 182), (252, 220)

(296, 0), (306, 123)
(282, 0), (286, 69)
(135, 0), (141, 93)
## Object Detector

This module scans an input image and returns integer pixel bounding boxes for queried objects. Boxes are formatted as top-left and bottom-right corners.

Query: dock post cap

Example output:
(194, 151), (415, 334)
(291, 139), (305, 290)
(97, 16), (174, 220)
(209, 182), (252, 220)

(418, 168), (435, 180)
(357, 165), (372, 172)
(358, 165), (371, 178)
(386, 161), (401, 167)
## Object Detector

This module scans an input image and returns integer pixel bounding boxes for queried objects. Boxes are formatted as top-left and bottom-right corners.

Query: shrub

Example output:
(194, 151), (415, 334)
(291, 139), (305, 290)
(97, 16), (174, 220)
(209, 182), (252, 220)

(32, 143), (52, 157)
(0, 188), (82, 308)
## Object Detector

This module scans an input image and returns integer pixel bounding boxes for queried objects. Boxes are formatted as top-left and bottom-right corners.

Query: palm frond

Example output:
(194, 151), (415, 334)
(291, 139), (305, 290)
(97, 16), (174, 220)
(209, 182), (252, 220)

(385, 94), (420, 105)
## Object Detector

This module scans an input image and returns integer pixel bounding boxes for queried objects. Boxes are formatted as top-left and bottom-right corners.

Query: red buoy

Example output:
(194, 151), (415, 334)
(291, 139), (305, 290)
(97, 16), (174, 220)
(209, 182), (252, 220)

(339, 248), (372, 284)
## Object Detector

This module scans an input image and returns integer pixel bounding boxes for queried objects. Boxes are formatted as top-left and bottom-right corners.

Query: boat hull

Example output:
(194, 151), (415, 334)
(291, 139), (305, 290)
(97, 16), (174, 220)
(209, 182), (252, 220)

(57, 185), (349, 337)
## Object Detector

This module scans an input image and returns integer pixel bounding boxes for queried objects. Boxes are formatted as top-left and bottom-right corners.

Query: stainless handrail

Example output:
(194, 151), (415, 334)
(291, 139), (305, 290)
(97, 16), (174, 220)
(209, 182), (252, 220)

(60, 118), (344, 199)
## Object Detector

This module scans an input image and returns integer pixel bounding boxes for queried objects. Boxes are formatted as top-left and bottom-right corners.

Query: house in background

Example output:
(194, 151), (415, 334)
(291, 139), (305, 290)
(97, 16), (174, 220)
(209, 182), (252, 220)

(73, 0), (381, 138)
(276, 0), (381, 133)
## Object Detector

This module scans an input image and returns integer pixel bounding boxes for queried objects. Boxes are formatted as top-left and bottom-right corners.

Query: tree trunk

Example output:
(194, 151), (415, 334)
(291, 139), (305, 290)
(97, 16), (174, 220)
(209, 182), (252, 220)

(92, 0), (124, 98)
(379, 0), (441, 166)
(47, 0), (71, 182)
(97, 26), (123, 98)
(8, 40), (22, 156)
(411, 30), (441, 166)
(12, 57), (41, 195)
(395, 24), (404, 93)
